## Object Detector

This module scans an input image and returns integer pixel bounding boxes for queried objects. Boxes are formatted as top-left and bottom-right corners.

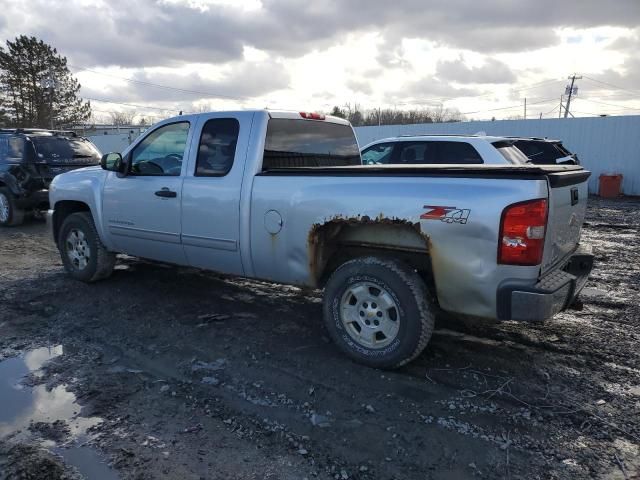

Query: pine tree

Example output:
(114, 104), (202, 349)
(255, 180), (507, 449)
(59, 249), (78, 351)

(0, 35), (91, 128)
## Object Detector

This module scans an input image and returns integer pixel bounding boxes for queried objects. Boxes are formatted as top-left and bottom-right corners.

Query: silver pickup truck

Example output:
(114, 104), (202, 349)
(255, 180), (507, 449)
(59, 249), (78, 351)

(48, 110), (593, 368)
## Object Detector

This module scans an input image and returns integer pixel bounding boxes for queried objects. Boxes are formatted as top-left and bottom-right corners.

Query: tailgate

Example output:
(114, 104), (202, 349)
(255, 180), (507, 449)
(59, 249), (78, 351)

(541, 170), (591, 274)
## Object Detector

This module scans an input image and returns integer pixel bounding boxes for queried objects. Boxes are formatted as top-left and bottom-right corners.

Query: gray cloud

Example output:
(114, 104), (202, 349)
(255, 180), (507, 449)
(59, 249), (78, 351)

(346, 79), (373, 95)
(80, 60), (290, 104)
(437, 57), (516, 84)
(386, 77), (484, 105)
(1, 0), (638, 69)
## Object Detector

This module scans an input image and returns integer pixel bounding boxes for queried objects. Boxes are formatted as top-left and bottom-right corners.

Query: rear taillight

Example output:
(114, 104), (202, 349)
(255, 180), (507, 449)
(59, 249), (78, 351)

(299, 112), (325, 120)
(498, 199), (548, 266)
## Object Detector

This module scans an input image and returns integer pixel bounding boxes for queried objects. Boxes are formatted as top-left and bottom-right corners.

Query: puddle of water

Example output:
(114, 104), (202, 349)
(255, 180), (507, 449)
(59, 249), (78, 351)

(0, 346), (118, 480)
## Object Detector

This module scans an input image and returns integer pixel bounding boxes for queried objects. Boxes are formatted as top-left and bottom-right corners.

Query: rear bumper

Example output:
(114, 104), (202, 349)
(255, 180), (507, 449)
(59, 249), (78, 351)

(497, 245), (594, 321)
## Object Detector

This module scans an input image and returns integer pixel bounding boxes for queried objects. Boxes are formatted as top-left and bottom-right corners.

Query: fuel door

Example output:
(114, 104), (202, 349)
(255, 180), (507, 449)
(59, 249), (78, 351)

(264, 209), (283, 234)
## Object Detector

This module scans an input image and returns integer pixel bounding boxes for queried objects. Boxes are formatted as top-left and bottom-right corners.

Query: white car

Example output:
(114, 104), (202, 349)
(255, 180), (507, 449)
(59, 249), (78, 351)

(360, 135), (531, 166)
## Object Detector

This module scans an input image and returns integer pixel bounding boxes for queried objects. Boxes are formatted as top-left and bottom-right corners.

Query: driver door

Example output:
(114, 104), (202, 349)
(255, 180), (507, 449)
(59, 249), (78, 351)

(102, 120), (194, 264)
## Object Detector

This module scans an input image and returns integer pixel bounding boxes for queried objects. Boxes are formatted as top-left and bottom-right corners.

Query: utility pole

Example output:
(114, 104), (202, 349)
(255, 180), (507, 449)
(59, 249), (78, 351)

(524, 98), (527, 119)
(559, 95), (563, 119)
(564, 74), (581, 118)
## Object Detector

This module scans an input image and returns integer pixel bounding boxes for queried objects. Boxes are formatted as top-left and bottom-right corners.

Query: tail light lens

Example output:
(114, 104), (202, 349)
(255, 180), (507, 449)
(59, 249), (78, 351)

(498, 199), (548, 266)
(299, 112), (325, 120)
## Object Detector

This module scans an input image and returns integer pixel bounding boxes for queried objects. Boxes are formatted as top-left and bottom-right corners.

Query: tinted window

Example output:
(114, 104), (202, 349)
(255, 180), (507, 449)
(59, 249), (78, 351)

(361, 143), (394, 165)
(131, 122), (190, 176)
(7, 137), (26, 160)
(436, 141), (483, 164)
(493, 141), (529, 164)
(195, 118), (239, 177)
(263, 119), (360, 170)
(514, 140), (564, 164)
(30, 136), (100, 162)
(396, 142), (437, 164)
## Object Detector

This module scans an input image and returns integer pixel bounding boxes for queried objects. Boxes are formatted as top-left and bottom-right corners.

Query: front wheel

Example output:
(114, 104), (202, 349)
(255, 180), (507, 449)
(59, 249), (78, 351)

(0, 187), (25, 227)
(323, 256), (435, 369)
(58, 212), (116, 282)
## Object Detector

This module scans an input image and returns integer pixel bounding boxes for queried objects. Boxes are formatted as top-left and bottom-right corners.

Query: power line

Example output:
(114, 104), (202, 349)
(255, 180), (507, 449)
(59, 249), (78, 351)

(84, 96), (190, 113)
(575, 97), (640, 111)
(401, 79), (565, 106)
(70, 63), (251, 102)
(460, 97), (557, 115)
(582, 75), (640, 97)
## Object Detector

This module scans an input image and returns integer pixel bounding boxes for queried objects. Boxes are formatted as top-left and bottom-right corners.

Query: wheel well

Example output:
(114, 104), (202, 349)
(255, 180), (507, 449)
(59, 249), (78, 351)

(52, 201), (91, 244)
(309, 218), (437, 297)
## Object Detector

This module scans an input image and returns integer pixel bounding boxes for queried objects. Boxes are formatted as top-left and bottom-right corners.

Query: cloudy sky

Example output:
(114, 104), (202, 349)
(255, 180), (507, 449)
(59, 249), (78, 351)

(2, 0), (639, 122)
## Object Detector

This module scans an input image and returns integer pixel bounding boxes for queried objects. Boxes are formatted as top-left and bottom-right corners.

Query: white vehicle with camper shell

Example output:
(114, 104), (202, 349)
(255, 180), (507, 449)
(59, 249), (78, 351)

(47, 110), (593, 368)
(360, 134), (531, 166)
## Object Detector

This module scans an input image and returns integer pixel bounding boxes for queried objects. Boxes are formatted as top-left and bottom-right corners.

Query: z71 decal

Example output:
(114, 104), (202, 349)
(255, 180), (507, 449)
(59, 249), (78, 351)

(420, 205), (471, 224)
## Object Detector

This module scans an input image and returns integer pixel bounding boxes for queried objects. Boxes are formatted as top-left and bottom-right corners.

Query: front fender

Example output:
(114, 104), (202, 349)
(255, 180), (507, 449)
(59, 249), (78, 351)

(49, 166), (113, 250)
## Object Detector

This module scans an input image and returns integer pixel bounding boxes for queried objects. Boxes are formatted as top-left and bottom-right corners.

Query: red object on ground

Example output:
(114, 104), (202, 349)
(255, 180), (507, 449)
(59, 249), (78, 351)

(599, 174), (623, 198)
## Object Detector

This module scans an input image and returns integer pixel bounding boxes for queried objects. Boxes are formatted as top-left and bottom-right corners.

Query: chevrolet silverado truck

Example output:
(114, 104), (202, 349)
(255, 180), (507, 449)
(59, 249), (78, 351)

(47, 110), (593, 368)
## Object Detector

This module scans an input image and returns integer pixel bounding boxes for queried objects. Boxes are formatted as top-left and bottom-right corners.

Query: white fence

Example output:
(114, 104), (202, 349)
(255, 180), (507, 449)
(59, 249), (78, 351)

(88, 133), (135, 156)
(355, 115), (640, 195)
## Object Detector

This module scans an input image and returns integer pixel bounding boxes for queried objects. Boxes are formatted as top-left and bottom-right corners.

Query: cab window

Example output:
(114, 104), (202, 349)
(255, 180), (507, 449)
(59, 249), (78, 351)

(195, 118), (239, 176)
(130, 122), (190, 176)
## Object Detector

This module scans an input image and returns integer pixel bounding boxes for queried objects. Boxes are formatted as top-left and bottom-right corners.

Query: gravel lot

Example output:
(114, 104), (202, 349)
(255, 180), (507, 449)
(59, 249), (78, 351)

(0, 197), (639, 480)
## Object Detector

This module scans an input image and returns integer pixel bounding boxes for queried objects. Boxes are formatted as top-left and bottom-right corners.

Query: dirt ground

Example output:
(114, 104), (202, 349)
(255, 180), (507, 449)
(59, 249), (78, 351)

(0, 197), (639, 480)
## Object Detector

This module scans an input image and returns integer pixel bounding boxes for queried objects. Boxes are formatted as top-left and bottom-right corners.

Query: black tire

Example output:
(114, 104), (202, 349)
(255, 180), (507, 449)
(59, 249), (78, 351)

(0, 187), (25, 227)
(58, 212), (116, 282)
(323, 256), (435, 369)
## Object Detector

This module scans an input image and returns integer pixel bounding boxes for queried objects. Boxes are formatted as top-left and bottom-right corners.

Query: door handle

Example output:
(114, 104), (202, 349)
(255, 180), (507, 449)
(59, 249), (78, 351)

(155, 188), (177, 198)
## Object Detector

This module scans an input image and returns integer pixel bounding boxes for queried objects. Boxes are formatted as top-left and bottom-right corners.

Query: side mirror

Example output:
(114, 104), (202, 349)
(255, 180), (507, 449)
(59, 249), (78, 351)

(101, 152), (126, 174)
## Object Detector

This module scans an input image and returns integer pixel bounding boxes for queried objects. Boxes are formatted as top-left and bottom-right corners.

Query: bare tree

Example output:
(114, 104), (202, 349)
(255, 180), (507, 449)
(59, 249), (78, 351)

(328, 104), (464, 126)
(109, 110), (136, 126)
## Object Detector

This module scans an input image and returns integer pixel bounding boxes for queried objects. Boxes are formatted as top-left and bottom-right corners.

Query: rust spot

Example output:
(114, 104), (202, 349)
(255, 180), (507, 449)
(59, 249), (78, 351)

(308, 215), (430, 287)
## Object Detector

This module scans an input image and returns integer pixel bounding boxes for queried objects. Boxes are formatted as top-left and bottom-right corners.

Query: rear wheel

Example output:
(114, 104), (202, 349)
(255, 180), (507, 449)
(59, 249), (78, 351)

(0, 187), (25, 227)
(58, 212), (116, 282)
(323, 256), (435, 369)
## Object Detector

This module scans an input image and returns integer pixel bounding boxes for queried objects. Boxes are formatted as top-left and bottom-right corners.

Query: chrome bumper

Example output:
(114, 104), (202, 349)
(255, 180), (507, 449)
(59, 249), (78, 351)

(497, 244), (594, 321)
(46, 209), (55, 244)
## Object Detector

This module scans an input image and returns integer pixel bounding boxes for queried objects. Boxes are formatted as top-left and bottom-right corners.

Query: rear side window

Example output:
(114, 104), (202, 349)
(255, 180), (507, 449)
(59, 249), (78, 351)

(195, 118), (239, 177)
(396, 142), (437, 164)
(8, 137), (26, 160)
(493, 141), (529, 164)
(385, 141), (482, 165)
(263, 119), (360, 170)
(436, 141), (482, 164)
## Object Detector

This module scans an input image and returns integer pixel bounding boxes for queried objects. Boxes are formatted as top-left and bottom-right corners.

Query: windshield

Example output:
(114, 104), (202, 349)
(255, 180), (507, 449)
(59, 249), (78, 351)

(263, 119), (360, 169)
(513, 140), (571, 165)
(30, 136), (101, 163)
(361, 143), (394, 165)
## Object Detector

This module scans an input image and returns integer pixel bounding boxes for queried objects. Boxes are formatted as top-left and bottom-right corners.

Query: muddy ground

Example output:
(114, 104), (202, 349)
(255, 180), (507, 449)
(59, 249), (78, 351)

(0, 197), (639, 480)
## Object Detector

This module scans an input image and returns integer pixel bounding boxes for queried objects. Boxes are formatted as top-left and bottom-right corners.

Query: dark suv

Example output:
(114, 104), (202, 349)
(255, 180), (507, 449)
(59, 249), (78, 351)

(0, 129), (101, 226)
